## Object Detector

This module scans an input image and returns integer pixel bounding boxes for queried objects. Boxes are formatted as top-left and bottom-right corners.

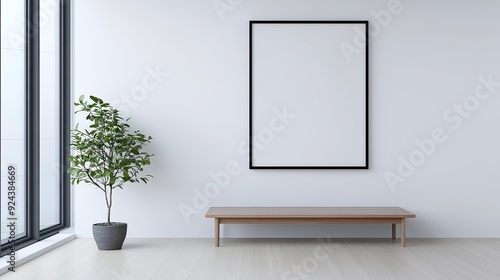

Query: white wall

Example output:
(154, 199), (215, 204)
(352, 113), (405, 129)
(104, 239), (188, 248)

(73, 0), (500, 238)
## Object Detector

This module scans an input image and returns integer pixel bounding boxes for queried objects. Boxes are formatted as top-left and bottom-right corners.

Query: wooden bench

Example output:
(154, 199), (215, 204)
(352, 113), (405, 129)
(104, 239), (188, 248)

(205, 207), (415, 247)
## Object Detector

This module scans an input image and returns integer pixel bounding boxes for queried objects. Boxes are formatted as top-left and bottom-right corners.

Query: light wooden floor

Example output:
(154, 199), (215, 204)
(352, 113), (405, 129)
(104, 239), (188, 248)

(1, 238), (499, 280)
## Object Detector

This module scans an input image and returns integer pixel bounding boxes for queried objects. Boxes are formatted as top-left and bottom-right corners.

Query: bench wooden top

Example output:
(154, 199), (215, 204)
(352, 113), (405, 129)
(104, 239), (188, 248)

(205, 207), (415, 219)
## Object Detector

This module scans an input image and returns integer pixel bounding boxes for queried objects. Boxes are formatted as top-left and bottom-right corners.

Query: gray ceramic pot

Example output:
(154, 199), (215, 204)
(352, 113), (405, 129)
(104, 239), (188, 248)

(92, 222), (127, 250)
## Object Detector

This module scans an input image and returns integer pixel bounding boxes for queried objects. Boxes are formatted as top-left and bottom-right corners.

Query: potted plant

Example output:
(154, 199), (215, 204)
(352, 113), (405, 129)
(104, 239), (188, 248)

(68, 95), (153, 250)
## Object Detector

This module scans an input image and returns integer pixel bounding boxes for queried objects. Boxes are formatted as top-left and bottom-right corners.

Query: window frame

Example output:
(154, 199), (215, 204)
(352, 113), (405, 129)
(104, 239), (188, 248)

(0, 0), (71, 256)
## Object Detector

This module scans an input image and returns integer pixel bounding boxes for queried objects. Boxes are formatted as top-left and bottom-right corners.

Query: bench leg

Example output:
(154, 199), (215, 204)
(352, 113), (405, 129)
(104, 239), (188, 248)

(392, 224), (396, 241)
(401, 218), (406, 247)
(215, 218), (220, 247)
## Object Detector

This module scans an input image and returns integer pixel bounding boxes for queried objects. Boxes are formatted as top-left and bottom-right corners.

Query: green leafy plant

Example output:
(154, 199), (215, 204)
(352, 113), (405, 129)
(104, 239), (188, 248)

(68, 95), (153, 225)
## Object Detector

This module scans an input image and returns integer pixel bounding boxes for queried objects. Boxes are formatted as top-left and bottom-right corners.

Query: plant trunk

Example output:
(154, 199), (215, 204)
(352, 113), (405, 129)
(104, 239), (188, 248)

(107, 206), (111, 224)
(108, 187), (113, 224)
(104, 186), (113, 225)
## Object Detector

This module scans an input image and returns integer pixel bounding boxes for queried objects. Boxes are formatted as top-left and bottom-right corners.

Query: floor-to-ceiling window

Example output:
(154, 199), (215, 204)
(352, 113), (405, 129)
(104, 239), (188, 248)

(39, 0), (62, 231)
(1, 0), (28, 244)
(0, 0), (70, 256)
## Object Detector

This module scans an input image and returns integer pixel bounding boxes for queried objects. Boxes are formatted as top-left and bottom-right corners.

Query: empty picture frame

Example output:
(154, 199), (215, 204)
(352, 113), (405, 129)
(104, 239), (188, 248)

(249, 20), (368, 169)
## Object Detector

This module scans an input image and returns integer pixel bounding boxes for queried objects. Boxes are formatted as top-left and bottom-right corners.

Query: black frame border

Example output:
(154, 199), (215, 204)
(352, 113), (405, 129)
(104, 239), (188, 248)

(249, 20), (369, 170)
